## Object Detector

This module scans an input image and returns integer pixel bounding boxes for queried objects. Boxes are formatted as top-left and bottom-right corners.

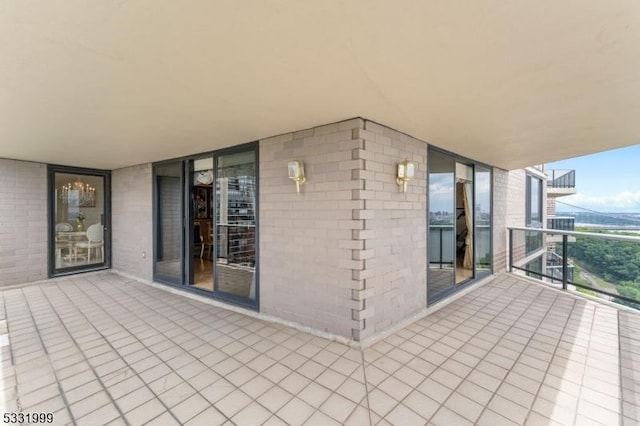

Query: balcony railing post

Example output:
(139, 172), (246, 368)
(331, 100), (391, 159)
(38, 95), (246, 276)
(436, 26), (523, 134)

(562, 234), (568, 290)
(439, 228), (443, 269)
(509, 229), (513, 273)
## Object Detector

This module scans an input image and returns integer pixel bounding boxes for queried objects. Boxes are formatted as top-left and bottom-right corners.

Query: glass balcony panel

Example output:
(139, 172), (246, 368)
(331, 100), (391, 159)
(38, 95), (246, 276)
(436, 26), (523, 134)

(510, 227), (640, 310)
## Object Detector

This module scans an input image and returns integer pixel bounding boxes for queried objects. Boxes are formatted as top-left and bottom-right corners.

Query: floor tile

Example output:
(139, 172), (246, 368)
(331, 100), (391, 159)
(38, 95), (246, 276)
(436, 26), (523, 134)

(344, 404), (371, 426)
(417, 377), (453, 403)
(124, 398), (166, 425)
(444, 392), (483, 422)
(402, 391), (438, 421)
(64, 379), (104, 405)
(75, 403), (121, 426)
(256, 385), (293, 412)
(215, 389), (253, 417)
(431, 406), (473, 426)
(69, 391), (111, 419)
(228, 401), (271, 426)
(158, 381), (196, 408)
(276, 397), (315, 425)
(4, 273), (640, 425)
(184, 407), (227, 426)
(320, 392), (357, 423)
(367, 388), (398, 418)
(304, 410), (342, 426)
(385, 403), (426, 425)
(298, 381), (333, 408)
(170, 393), (210, 424)
(145, 411), (182, 425)
(577, 399), (621, 425)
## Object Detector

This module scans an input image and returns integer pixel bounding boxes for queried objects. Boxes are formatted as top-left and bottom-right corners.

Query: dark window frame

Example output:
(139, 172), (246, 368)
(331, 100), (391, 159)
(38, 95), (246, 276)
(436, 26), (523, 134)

(426, 145), (494, 305)
(526, 174), (544, 227)
(47, 165), (112, 278)
(152, 160), (185, 286)
(151, 141), (259, 311)
(525, 174), (544, 255)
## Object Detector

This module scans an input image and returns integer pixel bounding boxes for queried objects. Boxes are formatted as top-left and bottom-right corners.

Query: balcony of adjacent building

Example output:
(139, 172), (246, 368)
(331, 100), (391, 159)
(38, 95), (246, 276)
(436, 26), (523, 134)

(547, 216), (577, 243)
(547, 170), (577, 198)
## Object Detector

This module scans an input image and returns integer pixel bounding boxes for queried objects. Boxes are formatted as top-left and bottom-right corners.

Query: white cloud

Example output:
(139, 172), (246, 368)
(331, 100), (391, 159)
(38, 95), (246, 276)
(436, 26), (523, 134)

(562, 190), (640, 212)
(430, 182), (453, 197)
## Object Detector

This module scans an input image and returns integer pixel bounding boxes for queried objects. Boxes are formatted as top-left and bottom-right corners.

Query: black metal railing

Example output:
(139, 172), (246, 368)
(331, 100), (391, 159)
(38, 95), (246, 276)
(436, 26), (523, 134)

(547, 169), (576, 188)
(509, 227), (640, 308)
(547, 217), (575, 231)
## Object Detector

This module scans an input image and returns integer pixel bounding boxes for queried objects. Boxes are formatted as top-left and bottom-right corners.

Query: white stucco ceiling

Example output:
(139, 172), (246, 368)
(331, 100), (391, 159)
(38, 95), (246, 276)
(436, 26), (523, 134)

(1, 1), (639, 170)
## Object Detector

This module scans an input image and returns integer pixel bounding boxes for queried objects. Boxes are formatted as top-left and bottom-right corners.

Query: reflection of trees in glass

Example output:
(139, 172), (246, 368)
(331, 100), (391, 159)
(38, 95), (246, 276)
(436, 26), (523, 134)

(525, 232), (543, 255)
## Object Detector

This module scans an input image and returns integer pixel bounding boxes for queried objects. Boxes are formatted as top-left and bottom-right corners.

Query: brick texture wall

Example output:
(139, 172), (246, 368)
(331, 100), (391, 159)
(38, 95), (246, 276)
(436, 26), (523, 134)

(0, 159), (47, 286)
(355, 121), (427, 340)
(112, 164), (153, 281)
(259, 119), (366, 338)
(259, 119), (428, 340)
(492, 168), (508, 272)
(507, 169), (526, 227)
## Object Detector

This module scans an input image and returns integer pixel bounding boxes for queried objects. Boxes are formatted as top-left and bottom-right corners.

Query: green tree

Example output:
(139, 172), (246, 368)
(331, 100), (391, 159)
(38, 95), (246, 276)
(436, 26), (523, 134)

(570, 235), (640, 283)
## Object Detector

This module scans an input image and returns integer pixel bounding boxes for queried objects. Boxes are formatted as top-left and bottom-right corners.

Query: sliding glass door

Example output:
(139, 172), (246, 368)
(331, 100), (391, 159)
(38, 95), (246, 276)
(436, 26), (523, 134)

(155, 161), (184, 284)
(474, 166), (492, 273)
(455, 162), (474, 284)
(190, 157), (214, 291)
(48, 166), (110, 276)
(427, 149), (492, 304)
(153, 143), (258, 309)
(428, 151), (456, 301)
(214, 151), (257, 302)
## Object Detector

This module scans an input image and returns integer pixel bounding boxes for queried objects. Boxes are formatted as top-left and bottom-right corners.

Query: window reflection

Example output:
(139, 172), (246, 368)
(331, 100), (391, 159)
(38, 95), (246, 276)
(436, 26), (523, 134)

(475, 167), (491, 271)
(428, 151), (455, 301)
(53, 172), (105, 271)
(215, 151), (257, 301)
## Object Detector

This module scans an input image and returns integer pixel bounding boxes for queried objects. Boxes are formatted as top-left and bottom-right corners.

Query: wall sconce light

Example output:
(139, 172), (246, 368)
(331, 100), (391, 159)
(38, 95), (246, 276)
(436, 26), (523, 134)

(396, 159), (415, 193)
(288, 160), (306, 193)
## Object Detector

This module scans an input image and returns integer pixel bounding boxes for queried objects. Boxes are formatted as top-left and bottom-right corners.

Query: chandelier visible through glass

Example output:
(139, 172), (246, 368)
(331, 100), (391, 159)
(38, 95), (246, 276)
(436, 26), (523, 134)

(60, 179), (96, 207)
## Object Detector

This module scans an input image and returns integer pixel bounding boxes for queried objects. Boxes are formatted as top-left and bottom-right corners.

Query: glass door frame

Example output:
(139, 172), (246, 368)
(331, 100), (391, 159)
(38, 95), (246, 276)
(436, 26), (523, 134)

(454, 160), (475, 286)
(47, 165), (112, 277)
(427, 146), (493, 305)
(211, 143), (259, 308)
(152, 142), (259, 310)
(152, 159), (186, 286)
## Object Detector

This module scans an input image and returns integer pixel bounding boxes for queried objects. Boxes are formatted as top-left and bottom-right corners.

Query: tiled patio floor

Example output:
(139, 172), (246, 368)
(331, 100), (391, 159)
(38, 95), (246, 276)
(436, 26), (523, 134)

(1, 272), (639, 425)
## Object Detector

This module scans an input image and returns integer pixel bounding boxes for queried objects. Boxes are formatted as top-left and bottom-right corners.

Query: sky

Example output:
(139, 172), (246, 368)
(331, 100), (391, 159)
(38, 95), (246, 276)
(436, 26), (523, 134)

(546, 144), (640, 213)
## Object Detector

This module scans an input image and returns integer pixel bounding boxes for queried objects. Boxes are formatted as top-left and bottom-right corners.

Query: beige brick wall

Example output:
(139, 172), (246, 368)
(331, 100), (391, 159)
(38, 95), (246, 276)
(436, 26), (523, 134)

(112, 164), (153, 281)
(506, 169), (527, 266)
(259, 119), (366, 338)
(0, 158), (47, 286)
(492, 168), (508, 273)
(505, 168), (549, 268)
(355, 121), (427, 340)
(507, 169), (527, 228)
(259, 118), (519, 340)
